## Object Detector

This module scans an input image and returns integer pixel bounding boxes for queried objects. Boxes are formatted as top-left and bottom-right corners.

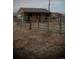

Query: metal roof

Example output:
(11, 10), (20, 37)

(19, 8), (50, 13)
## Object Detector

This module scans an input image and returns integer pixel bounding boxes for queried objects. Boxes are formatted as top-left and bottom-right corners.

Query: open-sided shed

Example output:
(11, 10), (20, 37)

(17, 8), (51, 30)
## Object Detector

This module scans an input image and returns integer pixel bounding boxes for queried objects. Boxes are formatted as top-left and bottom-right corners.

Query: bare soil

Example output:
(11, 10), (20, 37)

(13, 22), (65, 59)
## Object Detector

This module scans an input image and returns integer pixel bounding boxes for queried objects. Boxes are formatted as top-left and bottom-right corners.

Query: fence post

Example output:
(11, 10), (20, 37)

(48, 13), (50, 32)
(37, 13), (39, 31)
(29, 16), (32, 30)
(59, 17), (61, 34)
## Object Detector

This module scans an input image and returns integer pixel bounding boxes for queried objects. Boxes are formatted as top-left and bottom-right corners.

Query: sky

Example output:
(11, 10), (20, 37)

(13, 0), (65, 13)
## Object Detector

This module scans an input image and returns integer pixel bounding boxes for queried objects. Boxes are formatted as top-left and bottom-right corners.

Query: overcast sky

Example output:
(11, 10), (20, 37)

(13, 0), (65, 13)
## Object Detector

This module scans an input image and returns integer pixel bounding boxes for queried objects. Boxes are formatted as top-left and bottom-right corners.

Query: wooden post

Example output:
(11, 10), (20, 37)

(38, 13), (40, 31)
(48, 13), (50, 32)
(60, 16), (63, 34)
(59, 16), (61, 34)
(29, 15), (32, 30)
(59, 17), (61, 34)
(21, 13), (24, 25)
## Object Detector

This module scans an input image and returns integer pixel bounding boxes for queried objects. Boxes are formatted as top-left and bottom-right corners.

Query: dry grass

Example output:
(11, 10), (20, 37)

(13, 22), (65, 59)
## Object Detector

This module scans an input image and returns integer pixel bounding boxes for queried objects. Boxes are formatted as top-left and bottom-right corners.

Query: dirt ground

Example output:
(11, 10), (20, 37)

(13, 22), (65, 59)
